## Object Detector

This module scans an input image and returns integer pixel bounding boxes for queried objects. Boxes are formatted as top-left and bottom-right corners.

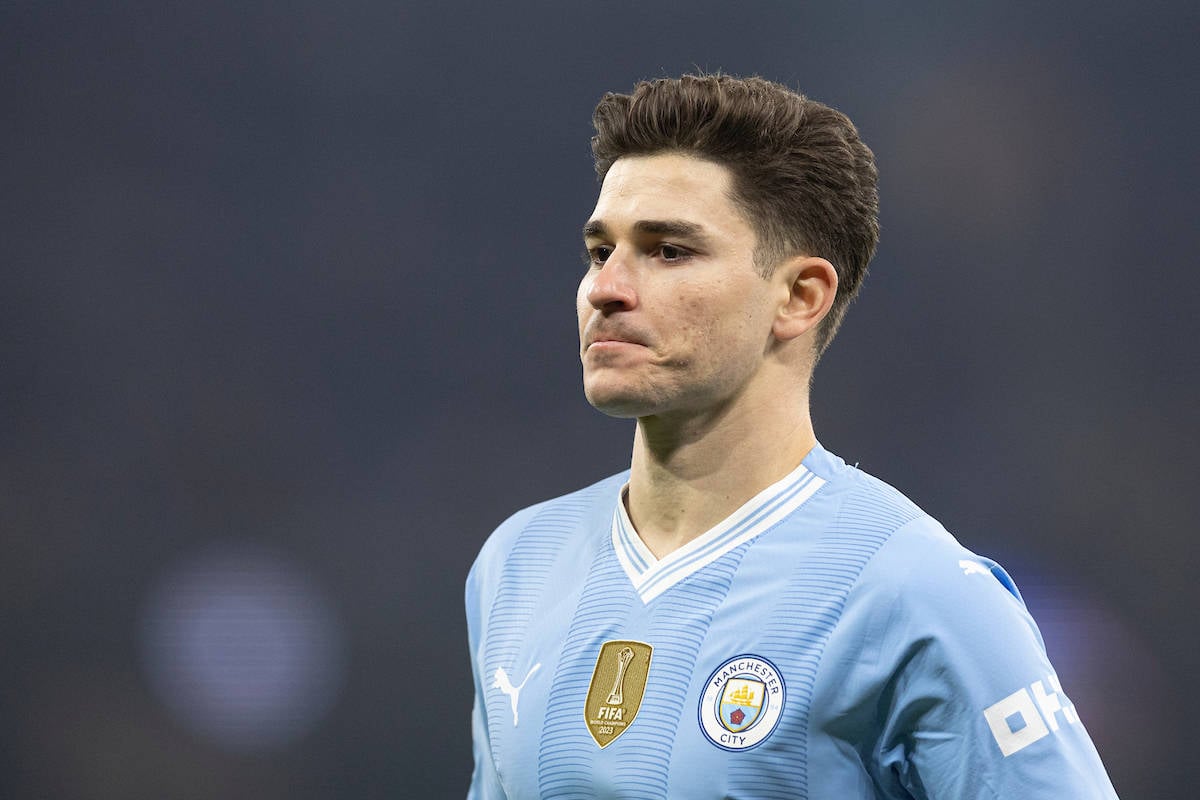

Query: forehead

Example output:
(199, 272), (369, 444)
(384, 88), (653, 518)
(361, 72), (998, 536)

(588, 153), (752, 242)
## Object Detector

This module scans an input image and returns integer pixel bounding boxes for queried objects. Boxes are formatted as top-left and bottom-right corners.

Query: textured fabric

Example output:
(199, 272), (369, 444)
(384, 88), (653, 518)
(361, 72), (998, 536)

(466, 444), (1119, 799)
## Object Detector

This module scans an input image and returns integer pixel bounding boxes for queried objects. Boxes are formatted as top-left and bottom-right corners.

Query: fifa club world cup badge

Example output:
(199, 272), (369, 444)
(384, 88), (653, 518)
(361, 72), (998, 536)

(698, 654), (786, 751)
(584, 640), (653, 747)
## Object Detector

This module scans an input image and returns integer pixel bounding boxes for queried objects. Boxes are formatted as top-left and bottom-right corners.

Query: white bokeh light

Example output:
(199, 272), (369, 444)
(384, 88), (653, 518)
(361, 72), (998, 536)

(140, 544), (345, 752)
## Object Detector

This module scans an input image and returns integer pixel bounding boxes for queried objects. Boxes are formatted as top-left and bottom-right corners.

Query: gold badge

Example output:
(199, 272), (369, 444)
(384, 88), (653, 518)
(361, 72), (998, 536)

(584, 640), (653, 748)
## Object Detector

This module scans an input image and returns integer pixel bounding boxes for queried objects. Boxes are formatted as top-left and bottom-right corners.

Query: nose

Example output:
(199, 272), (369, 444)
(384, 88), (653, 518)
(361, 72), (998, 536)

(584, 248), (638, 312)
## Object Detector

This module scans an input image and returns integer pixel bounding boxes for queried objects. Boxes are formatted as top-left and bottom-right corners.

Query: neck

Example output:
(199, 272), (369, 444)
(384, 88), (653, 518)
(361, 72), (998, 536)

(625, 386), (817, 559)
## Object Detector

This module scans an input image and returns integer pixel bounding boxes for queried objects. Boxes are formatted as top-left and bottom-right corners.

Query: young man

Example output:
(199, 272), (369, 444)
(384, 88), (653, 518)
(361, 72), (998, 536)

(466, 74), (1118, 799)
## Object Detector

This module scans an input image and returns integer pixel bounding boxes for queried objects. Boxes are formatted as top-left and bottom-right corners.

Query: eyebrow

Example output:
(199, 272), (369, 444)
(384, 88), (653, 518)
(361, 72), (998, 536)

(582, 219), (709, 242)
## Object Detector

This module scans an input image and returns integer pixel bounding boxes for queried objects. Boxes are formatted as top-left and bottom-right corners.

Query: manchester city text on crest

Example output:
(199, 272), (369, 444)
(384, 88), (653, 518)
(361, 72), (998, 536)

(584, 640), (653, 748)
(698, 654), (786, 751)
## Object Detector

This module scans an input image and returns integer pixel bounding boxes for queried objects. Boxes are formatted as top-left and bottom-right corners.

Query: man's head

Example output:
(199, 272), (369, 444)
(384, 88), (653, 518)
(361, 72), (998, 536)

(591, 73), (879, 356)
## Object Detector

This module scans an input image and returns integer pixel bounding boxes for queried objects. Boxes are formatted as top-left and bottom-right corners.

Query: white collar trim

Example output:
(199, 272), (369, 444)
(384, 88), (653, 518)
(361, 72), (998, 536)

(610, 461), (826, 603)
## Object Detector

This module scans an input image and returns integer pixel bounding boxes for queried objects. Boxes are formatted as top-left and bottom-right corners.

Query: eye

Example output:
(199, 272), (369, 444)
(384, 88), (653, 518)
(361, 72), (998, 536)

(583, 245), (613, 267)
(658, 244), (688, 262)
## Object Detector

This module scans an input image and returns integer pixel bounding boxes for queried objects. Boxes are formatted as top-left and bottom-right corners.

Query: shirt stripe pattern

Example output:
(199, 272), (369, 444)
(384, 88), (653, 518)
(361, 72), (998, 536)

(482, 487), (600, 776)
(612, 545), (745, 797)
(536, 524), (748, 798)
(536, 535), (636, 798)
(726, 479), (922, 799)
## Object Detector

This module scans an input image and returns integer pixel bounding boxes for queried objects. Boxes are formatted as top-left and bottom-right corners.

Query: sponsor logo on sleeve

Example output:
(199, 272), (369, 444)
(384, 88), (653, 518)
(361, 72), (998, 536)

(983, 672), (1081, 757)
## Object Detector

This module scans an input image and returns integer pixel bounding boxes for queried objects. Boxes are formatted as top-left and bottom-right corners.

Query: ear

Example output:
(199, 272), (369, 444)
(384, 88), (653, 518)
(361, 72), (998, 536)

(772, 256), (838, 342)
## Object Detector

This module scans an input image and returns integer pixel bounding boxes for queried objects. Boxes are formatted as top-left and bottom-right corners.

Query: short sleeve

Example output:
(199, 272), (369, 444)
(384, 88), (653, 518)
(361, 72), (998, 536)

(867, 521), (1119, 799)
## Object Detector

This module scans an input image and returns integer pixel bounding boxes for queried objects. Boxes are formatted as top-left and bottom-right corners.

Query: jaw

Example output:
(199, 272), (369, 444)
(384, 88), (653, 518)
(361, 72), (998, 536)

(586, 354), (794, 440)
(581, 363), (741, 424)
(582, 372), (667, 419)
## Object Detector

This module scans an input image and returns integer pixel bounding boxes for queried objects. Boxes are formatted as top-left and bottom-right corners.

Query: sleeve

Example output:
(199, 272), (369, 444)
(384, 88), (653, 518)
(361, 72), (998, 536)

(869, 523), (1119, 799)
(466, 559), (508, 800)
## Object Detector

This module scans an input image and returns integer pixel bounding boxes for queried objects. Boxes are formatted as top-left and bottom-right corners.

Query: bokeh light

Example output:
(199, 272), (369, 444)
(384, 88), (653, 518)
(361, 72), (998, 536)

(139, 544), (345, 752)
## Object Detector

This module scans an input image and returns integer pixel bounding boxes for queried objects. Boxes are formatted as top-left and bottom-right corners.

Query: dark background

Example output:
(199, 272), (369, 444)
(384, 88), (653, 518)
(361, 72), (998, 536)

(3, 1), (1196, 797)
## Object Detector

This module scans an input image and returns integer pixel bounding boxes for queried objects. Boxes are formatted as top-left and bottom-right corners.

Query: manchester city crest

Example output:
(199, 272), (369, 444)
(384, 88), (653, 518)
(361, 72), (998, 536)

(698, 655), (785, 751)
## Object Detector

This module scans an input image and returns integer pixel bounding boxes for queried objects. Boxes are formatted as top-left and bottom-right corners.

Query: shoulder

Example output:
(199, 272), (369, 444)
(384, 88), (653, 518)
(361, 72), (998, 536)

(809, 447), (1025, 620)
(815, 457), (1053, 710)
(859, 508), (1034, 645)
(836, 480), (1035, 652)
(803, 448), (1040, 672)
(803, 446), (929, 542)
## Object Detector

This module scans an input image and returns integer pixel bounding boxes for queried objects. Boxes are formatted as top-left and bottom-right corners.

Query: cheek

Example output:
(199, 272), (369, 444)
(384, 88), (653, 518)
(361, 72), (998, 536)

(665, 295), (722, 366)
(576, 279), (592, 324)
(681, 287), (739, 339)
(681, 296), (710, 337)
(683, 289), (766, 362)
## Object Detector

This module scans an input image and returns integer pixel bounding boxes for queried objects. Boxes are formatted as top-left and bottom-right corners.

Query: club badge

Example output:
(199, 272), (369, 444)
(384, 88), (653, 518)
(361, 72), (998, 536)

(584, 640), (653, 748)
(698, 654), (785, 751)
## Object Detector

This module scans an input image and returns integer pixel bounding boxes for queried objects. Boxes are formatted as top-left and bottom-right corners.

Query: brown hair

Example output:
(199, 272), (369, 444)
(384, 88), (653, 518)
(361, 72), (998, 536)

(591, 74), (879, 356)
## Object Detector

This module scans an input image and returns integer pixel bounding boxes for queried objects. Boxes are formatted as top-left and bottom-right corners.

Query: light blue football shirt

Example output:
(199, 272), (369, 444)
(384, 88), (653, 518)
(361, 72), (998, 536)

(466, 444), (1118, 799)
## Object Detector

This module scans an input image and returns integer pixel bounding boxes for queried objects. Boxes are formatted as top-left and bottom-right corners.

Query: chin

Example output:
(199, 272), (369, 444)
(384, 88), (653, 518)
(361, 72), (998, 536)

(582, 383), (659, 419)
(584, 395), (648, 419)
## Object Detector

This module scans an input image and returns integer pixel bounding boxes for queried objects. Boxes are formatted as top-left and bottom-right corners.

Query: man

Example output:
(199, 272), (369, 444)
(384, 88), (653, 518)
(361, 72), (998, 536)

(466, 74), (1118, 799)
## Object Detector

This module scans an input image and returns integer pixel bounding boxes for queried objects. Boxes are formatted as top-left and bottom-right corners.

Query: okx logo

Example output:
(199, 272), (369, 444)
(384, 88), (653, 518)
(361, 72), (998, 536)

(983, 673), (1080, 757)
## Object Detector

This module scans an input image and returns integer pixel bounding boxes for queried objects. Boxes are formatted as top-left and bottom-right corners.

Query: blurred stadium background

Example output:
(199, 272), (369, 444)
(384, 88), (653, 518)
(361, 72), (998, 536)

(2, 1), (1196, 797)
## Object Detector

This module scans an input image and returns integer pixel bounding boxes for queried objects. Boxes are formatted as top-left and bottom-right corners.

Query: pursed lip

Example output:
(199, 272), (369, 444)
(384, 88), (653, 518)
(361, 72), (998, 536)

(584, 332), (649, 350)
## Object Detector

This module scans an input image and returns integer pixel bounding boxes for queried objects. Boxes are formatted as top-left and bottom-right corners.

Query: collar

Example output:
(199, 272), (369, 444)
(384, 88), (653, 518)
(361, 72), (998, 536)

(611, 455), (827, 603)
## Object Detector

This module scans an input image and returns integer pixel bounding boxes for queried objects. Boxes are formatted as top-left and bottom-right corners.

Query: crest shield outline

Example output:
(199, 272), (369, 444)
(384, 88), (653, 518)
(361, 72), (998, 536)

(584, 640), (653, 748)
(718, 677), (766, 732)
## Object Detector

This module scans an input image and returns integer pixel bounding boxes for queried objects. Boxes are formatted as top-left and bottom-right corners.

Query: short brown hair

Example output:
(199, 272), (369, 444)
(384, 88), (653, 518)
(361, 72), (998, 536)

(591, 74), (879, 356)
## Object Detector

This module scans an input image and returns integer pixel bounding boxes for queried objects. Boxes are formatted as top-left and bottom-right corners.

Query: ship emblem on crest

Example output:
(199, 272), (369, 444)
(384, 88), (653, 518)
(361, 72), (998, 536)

(720, 677), (765, 732)
(584, 640), (653, 748)
(699, 654), (786, 751)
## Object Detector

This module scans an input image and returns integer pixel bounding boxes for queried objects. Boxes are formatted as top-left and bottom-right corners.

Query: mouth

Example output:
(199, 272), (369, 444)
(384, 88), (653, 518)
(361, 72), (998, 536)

(586, 335), (647, 351)
(583, 319), (650, 346)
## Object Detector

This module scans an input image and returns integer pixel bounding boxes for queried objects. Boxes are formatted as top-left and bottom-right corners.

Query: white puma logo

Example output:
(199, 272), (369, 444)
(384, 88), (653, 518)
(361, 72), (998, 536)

(492, 663), (541, 726)
(959, 559), (990, 577)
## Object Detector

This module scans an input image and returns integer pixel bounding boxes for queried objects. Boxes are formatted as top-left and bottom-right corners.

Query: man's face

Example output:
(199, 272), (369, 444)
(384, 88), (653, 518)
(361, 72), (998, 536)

(577, 152), (780, 419)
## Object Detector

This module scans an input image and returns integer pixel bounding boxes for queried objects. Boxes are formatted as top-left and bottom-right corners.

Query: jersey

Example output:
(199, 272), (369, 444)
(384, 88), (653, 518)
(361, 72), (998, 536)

(466, 443), (1118, 799)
